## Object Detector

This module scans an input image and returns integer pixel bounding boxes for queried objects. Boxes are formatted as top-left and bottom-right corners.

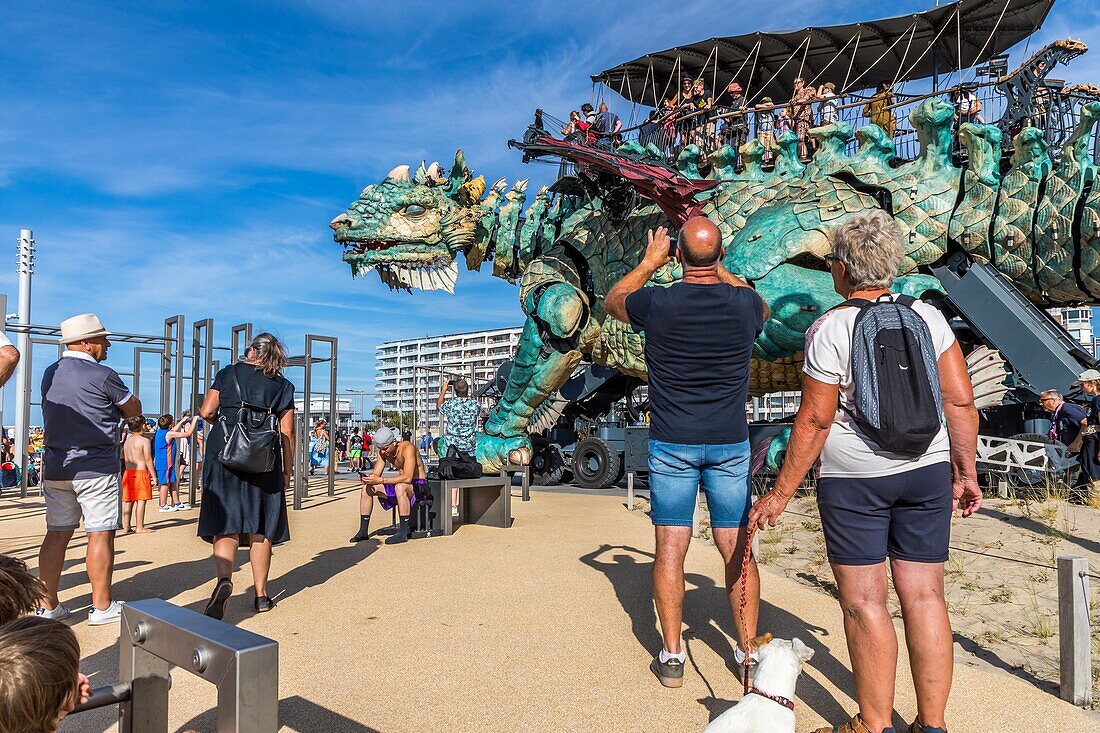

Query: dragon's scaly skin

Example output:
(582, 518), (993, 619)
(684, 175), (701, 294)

(332, 98), (1100, 471)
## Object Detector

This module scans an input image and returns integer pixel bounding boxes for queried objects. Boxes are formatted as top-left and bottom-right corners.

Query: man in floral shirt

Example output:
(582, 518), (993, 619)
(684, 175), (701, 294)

(436, 378), (479, 454)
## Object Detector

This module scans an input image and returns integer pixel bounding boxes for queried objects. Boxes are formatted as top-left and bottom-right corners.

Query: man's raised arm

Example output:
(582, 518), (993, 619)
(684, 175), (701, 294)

(604, 227), (671, 324)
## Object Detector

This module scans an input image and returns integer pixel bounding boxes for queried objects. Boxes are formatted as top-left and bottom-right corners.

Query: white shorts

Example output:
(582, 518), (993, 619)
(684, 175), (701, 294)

(43, 475), (122, 533)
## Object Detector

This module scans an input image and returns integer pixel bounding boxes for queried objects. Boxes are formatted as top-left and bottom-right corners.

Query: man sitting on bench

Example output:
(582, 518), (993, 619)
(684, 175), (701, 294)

(350, 427), (427, 545)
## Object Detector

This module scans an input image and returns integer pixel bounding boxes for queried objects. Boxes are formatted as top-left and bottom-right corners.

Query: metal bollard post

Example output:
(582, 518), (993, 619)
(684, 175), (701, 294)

(1057, 556), (1092, 706)
(997, 479), (1008, 499)
(626, 472), (635, 510)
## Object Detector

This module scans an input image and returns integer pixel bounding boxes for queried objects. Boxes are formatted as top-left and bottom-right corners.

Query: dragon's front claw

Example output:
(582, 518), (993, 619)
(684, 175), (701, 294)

(474, 433), (533, 473)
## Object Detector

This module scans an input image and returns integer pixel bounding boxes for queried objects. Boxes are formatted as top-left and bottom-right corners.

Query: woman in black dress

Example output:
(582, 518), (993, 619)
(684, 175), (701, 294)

(198, 333), (295, 617)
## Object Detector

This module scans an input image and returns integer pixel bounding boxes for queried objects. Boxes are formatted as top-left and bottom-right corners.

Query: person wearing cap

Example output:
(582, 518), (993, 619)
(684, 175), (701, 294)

(350, 426), (427, 545)
(1072, 369), (1100, 504)
(818, 81), (840, 125)
(36, 314), (142, 626)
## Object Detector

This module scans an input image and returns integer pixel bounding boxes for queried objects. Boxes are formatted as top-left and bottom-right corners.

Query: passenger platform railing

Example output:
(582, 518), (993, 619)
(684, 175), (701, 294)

(541, 80), (1100, 178)
(71, 598), (278, 732)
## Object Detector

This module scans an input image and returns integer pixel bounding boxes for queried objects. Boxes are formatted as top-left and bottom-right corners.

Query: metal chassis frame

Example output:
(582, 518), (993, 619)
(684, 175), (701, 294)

(293, 335), (338, 510)
(118, 599), (278, 732)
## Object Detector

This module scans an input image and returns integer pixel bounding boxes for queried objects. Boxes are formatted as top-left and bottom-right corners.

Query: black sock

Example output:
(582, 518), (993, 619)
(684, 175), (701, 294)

(350, 514), (371, 542)
(386, 515), (410, 544)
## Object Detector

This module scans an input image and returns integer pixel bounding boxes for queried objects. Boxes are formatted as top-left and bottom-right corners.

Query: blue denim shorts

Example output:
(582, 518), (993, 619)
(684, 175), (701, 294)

(647, 439), (752, 528)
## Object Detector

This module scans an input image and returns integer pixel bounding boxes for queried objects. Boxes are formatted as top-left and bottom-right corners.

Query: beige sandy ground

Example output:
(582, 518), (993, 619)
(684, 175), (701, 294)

(1, 478), (1097, 733)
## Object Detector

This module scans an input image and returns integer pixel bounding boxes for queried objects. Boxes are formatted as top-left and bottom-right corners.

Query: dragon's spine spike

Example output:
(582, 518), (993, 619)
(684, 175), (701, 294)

(385, 164), (410, 182)
(413, 161), (428, 184)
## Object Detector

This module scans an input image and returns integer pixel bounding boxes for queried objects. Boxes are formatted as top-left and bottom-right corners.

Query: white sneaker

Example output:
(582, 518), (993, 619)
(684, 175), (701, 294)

(174, 502), (191, 511)
(87, 600), (125, 626)
(158, 504), (176, 513)
(36, 603), (71, 621)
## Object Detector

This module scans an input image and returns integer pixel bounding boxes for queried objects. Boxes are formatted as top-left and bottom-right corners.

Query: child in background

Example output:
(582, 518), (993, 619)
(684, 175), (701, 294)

(122, 416), (156, 534)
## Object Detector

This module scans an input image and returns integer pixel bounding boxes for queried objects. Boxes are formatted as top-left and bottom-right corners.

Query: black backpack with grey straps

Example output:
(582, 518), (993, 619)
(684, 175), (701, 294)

(838, 295), (943, 457)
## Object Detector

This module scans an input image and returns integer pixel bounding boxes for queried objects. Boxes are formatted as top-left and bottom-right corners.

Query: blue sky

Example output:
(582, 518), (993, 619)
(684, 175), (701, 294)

(2, 0), (1099, 419)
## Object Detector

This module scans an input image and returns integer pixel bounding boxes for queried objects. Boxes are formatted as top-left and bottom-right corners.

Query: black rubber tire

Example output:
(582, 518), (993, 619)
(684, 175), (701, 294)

(530, 444), (567, 486)
(571, 437), (622, 490)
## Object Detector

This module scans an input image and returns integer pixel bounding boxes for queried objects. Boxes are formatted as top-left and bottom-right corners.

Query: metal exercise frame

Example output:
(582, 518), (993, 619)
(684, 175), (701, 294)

(230, 323), (253, 363)
(73, 598), (278, 732)
(3, 316), (184, 498)
(292, 335), (338, 510)
(188, 319), (215, 506)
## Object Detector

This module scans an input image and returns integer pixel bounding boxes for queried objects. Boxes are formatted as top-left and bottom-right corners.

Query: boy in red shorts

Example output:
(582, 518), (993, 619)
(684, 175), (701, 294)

(121, 416), (155, 534)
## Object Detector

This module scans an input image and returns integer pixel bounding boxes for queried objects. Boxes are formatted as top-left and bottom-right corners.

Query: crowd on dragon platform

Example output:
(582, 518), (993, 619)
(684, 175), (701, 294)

(557, 73), (1063, 172)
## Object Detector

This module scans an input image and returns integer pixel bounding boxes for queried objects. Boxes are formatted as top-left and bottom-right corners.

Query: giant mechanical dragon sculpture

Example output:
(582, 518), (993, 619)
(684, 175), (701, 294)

(331, 42), (1100, 473)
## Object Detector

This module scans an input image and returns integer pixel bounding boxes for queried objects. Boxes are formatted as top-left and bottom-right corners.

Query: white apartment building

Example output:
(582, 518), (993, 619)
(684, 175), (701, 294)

(1048, 307), (1096, 354)
(376, 326), (524, 427)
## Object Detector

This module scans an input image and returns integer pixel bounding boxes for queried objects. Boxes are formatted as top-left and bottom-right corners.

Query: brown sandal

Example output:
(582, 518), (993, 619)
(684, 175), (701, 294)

(812, 714), (872, 733)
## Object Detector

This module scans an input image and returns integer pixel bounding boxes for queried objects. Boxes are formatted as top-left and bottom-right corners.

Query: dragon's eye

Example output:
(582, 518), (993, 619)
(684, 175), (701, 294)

(403, 204), (427, 217)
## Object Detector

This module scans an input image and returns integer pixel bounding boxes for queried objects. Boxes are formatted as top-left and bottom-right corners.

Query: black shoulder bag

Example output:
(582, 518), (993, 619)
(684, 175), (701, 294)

(219, 365), (280, 473)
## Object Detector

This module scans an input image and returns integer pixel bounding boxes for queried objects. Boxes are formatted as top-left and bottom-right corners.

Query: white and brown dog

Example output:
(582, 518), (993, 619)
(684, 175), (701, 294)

(703, 635), (814, 733)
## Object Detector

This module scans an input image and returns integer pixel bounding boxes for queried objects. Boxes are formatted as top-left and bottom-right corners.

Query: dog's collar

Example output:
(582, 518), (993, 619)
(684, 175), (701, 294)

(748, 687), (795, 711)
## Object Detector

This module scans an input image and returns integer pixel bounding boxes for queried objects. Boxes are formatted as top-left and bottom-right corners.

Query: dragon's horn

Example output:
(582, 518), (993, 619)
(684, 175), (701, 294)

(491, 177), (508, 193)
(385, 164), (410, 182)
(513, 179), (529, 194)
(426, 161), (447, 186)
(456, 175), (486, 206)
(413, 161), (429, 185)
(446, 150), (470, 196)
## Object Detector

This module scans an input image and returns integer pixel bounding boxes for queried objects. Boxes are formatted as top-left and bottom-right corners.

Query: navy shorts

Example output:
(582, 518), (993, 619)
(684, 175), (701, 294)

(647, 440), (752, 529)
(816, 462), (952, 566)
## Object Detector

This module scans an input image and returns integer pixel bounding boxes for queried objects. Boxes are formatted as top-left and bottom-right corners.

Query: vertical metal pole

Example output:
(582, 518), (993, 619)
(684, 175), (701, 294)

(1058, 556), (1092, 706)
(627, 472), (635, 510)
(164, 316), (185, 419)
(312, 337), (337, 497)
(299, 339), (312, 509)
(15, 230), (34, 497)
(190, 319), (213, 507)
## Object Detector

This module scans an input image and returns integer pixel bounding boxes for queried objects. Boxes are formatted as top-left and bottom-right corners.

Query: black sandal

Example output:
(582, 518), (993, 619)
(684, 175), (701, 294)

(204, 578), (232, 620)
(254, 595), (276, 613)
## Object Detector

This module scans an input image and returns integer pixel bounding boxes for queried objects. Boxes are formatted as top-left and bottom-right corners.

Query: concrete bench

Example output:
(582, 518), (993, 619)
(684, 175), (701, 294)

(428, 476), (512, 536)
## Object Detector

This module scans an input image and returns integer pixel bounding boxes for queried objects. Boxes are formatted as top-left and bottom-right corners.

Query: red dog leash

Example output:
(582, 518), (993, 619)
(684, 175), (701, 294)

(739, 521), (757, 695)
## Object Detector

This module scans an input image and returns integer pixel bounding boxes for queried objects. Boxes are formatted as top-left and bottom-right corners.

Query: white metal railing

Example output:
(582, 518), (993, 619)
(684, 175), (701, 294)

(975, 434), (1077, 474)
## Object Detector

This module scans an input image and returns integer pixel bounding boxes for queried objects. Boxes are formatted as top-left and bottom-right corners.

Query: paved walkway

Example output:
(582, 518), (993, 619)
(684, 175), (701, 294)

(1, 478), (1095, 732)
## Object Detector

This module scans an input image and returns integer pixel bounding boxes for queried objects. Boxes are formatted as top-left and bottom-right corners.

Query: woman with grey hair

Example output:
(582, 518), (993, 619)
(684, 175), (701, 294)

(197, 332), (296, 618)
(750, 210), (981, 733)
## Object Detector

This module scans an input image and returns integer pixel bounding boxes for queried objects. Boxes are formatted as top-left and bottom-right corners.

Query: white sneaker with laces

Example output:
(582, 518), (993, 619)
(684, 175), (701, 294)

(36, 603), (71, 621)
(87, 600), (125, 626)
(174, 502), (192, 511)
(158, 504), (176, 513)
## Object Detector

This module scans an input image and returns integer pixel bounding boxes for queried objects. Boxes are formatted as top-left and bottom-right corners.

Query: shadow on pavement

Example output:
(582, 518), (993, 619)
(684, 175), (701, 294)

(173, 694), (385, 732)
(978, 506), (1100, 555)
(580, 542), (909, 727)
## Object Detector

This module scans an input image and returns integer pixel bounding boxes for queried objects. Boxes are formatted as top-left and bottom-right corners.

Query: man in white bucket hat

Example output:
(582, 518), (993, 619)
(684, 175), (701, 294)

(37, 314), (143, 626)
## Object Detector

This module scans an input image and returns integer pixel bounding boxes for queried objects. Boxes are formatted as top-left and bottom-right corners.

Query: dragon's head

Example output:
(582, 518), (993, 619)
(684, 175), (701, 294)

(329, 151), (487, 293)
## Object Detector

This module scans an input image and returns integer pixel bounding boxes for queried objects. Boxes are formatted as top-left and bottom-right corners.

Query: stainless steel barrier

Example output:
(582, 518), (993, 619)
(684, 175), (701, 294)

(73, 599), (279, 732)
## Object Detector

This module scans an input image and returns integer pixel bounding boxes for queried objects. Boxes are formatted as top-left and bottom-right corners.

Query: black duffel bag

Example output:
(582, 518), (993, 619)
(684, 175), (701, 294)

(437, 445), (482, 480)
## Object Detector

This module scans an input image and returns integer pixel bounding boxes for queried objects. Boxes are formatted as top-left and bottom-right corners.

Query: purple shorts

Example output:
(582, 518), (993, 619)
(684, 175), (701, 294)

(378, 478), (428, 511)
